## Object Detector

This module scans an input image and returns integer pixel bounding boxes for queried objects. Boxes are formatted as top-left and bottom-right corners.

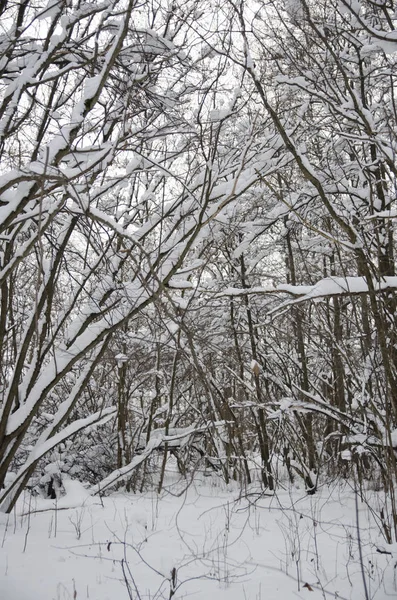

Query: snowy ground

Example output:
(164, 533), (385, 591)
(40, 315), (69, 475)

(1, 475), (396, 600)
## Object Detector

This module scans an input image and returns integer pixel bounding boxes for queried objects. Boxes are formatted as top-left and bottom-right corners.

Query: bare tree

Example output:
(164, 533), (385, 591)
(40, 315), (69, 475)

(0, 0), (279, 511)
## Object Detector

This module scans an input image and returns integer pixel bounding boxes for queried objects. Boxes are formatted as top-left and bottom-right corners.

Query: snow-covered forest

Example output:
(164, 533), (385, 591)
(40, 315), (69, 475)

(1, 0), (397, 598)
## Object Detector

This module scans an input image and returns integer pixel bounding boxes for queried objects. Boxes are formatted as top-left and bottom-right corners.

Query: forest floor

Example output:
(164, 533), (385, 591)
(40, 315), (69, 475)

(1, 473), (396, 600)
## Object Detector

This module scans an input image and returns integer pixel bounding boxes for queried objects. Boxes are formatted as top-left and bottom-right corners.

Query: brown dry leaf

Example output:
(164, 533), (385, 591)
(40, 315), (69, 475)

(251, 360), (260, 376)
(303, 583), (314, 591)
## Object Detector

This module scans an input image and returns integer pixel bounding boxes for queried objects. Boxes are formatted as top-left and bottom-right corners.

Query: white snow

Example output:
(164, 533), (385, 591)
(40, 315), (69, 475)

(167, 278), (193, 289)
(219, 276), (397, 315)
(0, 481), (395, 600)
(341, 449), (352, 461)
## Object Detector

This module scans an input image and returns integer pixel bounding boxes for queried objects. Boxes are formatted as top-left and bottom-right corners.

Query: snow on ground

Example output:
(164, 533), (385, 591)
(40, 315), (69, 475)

(1, 476), (396, 600)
